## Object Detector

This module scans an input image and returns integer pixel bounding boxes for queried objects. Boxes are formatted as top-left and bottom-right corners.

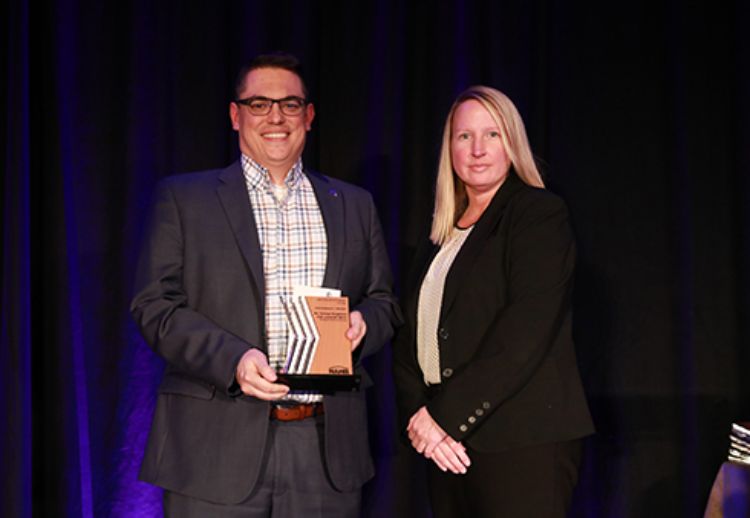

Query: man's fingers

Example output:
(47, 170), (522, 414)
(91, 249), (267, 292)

(241, 378), (289, 400)
(257, 362), (278, 382)
(346, 324), (361, 339)
(244, 386), (289, 401)
(347, 311), (367, 350)
(235, 348), (289, 400)
(249, 377), (288, 395)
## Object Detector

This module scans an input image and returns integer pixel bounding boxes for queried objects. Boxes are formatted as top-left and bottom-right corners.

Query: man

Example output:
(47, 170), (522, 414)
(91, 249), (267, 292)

(131, 52), (400, 517)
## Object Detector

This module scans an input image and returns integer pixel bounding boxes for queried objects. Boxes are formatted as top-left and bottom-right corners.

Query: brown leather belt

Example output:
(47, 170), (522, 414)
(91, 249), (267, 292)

(270, 403), (324, 421)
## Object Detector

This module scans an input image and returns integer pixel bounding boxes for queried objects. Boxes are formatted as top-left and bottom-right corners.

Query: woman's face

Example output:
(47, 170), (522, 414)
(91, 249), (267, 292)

(450, 99), (511, 195)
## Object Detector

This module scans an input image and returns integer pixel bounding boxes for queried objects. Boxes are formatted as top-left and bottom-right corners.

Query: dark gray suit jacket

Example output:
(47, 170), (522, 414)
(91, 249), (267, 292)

(393, 171), (593, 452)
(131, 161), (400, 504)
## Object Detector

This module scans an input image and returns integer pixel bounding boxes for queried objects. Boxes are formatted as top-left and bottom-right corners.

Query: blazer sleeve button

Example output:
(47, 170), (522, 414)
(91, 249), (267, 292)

(468, 416), (476, 424)
(442, 368), (453, 378)
(482, 401), (491, 409)
(459, 424), (468, 432)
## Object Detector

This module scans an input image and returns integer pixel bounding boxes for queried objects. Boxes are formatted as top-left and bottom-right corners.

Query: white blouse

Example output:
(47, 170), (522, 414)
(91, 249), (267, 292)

(416, 226), (474, 385)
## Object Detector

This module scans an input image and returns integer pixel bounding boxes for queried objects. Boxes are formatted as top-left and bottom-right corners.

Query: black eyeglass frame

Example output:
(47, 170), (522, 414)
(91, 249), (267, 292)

(234, 96), (308, 116)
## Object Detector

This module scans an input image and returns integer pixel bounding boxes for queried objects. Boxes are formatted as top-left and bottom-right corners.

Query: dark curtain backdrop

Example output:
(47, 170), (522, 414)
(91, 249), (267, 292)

(3, 0), (750, 516)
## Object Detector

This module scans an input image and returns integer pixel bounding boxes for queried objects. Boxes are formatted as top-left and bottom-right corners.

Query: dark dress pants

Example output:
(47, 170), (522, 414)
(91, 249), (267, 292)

(163, 415), (361, 518)
(427, 439), (582, 518)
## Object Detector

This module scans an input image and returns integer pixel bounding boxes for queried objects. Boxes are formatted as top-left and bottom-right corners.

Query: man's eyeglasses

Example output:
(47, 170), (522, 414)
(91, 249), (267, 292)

(235, 96), (307, 116)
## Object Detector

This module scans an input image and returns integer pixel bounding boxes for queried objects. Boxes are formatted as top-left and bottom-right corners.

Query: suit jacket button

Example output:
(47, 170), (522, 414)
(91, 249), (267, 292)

(476, 409), (484, 416)
(459, 424), (468, 432)
(442, 368), (453, 378)
(438, 327), (449, 340)
(468, 416), (476, 424)
(482, 401), (490, 409)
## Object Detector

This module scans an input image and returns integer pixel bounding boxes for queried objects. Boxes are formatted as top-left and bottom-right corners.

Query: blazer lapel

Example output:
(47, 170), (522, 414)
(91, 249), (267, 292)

(440, 170), (525, 321)
(403, 239), (439, 360)
(408, 239), (439, 309)
(307, 170), (344, 288)
(216, 161), (266, 313)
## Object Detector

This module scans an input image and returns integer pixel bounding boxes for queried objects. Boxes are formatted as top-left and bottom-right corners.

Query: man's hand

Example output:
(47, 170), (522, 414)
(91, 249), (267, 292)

(407, 406), (471, 474)
(346, 310), (367, 351)
(235, 349), (289, 400)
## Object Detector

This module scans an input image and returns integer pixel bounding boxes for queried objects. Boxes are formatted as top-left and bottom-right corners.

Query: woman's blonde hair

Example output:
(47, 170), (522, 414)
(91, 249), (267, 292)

(430, 86), (544, 245)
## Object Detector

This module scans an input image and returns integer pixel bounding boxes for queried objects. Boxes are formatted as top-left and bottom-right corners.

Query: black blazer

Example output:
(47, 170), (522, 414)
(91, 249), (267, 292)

(131, 161), (400, 504)
(393, 171), (593, 452)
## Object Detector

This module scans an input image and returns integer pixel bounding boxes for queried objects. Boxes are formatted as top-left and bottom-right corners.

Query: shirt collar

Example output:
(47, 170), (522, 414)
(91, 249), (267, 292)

(240, 154), (304, 192)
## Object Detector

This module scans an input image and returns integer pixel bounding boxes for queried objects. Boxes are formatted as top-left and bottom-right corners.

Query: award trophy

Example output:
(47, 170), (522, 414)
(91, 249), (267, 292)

(276, 286), (360, 392)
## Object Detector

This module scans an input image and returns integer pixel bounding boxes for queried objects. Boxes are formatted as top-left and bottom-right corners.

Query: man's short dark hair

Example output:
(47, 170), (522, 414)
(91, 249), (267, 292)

(234, 52), (309, 100)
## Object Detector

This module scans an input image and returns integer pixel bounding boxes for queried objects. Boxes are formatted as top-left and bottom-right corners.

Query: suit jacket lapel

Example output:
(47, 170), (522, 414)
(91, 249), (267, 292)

(440, 170), (525, 321)
(307, 170), (344, 288)
(216, 161), (266, 314)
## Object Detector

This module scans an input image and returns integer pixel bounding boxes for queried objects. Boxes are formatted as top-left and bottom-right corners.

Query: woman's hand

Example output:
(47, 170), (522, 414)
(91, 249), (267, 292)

(407, 406), (445, 455)
(407, 406), (471, 474)
(430, 436), (471, 474)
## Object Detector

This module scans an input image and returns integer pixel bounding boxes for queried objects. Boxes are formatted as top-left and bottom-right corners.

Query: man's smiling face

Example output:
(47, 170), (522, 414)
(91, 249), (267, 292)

(230, 67), (315, 180)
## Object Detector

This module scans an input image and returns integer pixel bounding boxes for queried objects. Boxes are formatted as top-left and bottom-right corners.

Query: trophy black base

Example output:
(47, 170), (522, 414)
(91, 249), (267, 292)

(276, 374), (360, 393)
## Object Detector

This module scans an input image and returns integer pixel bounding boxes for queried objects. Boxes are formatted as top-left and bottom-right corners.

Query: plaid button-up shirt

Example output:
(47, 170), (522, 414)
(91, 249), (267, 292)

(241, 154), (327, 402)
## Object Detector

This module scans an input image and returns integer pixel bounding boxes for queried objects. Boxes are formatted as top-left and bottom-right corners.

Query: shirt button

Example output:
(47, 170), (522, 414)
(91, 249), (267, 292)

(459, 424), (468, 432)
(442, 368), (453, 378)
(438, 327), (449, 340)
(468, 416), (476, 424)
(482, 401), (490, 409)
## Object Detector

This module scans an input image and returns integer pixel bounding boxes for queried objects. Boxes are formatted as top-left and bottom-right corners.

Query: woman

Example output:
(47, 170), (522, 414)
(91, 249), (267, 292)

(393, 86), (594, 517)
